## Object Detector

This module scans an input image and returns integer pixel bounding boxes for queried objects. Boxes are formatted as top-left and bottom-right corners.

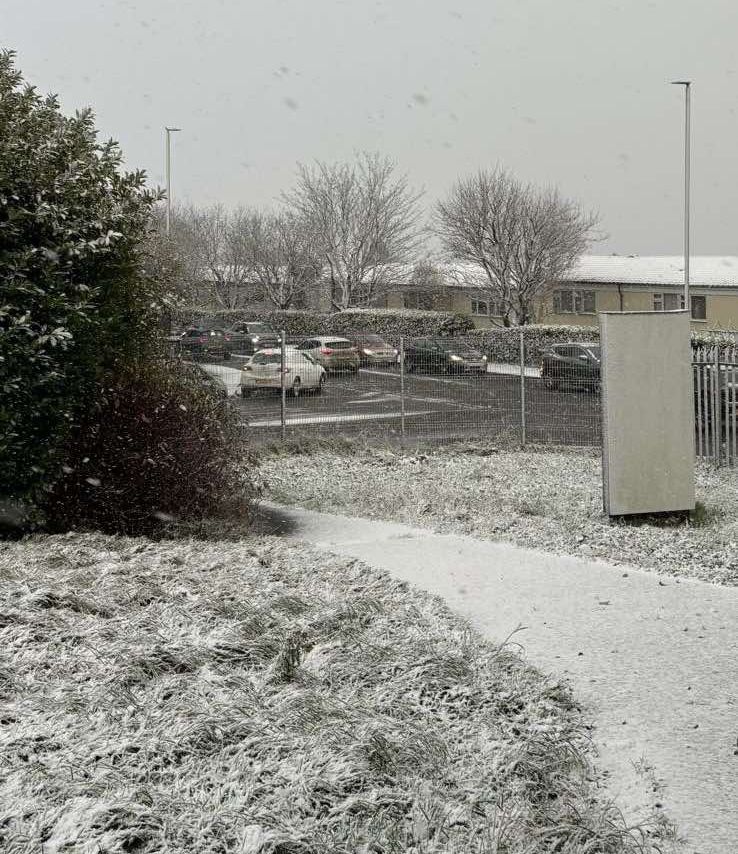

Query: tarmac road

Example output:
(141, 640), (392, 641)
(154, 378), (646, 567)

(203, 361), (601, 446)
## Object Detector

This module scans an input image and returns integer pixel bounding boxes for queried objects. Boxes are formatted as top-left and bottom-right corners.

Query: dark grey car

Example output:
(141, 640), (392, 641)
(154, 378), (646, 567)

(540, 343), (600, 391)
(225, 321), (281, 355)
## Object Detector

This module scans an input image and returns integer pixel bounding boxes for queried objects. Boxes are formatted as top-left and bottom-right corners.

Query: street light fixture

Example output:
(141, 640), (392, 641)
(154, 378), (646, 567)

(165, 126), (181, 236)
(671, 81), (691, 314)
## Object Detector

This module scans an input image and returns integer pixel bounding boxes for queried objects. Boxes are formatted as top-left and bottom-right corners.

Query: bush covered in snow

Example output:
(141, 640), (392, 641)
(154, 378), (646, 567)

(465, 324), (738, 365)
(174, 306), (475, 340)
(0, 51), (169, 512)
(40, 359), (255, 536)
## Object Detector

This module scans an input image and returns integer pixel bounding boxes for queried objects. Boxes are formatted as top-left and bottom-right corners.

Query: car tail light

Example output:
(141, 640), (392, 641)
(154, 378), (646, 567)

(224, 334), (231, 342)
(197, 336), (207, 344)
(320, 347), (333, 355)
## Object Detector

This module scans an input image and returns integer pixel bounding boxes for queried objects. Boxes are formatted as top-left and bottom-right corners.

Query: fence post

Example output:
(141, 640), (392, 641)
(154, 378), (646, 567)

(519, 329), (526, 446)
(280, 329), (286, 441)
(399, 336), (406, 442)
(714, 345), (721, 466)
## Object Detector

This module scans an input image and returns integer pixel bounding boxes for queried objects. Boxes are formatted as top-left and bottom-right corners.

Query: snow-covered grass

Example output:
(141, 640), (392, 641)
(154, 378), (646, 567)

(0, 532), (669, 853)
(256, 441), (738, 586)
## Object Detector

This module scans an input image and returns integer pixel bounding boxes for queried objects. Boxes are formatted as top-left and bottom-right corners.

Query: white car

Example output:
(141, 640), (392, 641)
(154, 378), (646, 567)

(240, 347), (326, 398)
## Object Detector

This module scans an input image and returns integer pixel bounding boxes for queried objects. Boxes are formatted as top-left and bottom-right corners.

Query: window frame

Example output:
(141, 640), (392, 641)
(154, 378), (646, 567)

(553, 288), (596, 315)
(652, 291), (706, 320)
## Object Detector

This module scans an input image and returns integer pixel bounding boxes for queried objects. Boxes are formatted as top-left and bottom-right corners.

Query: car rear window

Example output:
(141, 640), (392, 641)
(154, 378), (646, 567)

(326, 340), (353, 349)
(357, 334), (387, 345)
(247, 323), (275, 334)
(252, 353), (282, 365)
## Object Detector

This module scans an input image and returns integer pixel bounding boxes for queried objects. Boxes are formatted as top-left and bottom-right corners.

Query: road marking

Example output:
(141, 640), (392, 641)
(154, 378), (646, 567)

(244, 410), (435, 428)
(346, 396), (402, 406)
(360, 364), (541, 379)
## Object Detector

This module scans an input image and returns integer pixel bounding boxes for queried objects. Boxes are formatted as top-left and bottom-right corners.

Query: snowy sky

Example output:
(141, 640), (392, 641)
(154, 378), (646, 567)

(5, 0), (738, 254)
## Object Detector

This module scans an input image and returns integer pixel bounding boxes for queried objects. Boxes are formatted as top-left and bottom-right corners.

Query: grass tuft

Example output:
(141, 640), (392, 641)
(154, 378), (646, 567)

(0, 534), (672, 853)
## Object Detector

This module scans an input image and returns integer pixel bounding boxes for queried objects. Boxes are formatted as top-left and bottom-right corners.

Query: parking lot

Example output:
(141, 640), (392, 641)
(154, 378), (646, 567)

(203, 360), (601, 446)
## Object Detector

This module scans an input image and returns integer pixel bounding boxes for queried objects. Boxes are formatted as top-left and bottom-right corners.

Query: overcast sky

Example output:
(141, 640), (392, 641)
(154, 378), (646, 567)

(5, 0), (738, 255)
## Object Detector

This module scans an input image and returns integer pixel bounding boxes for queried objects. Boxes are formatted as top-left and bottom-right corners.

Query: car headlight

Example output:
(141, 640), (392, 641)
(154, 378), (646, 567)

(482, 355), (488, 361)
(449, 354), (462, 361)
(250, 336), (259, 343)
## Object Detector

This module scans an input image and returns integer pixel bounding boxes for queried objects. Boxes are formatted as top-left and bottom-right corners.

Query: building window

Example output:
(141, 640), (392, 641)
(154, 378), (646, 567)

(653, 292), (706, 319)
(471, 297), (505, 317)
(653, 292), (684, 312)
(553, 289), (596, 314)
(403, 291), (434, 310)
(690, 295), (707, 320)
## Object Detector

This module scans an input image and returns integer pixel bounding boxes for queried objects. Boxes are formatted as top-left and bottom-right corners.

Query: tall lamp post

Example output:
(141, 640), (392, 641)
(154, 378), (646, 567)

(671, 81), (691, 313)
(165, 126), (181, 236)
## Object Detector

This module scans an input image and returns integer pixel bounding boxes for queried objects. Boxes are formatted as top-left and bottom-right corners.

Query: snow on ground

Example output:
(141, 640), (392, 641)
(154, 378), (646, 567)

(0, 532), (669, 853)
(255, 444), (738, 586)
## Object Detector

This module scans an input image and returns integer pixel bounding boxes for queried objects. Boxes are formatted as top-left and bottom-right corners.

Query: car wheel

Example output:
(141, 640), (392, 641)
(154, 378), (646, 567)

(406, 361), (415, 373)
(292, 377), (301, 398)
(316, 374), (326, 394)
(223, 351), (231, 361)
(241, 386), (251, 398)
(543, 375), (558, 390)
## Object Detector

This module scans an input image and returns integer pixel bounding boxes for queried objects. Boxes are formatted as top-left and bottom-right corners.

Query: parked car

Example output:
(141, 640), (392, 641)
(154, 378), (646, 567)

(177, 327), (232, 361)
(240, 347), (326, 398)
(540, 343), (600, 391)
(178, 361), (230, 400)
(225, 321), (280, 355)
(348, 333), (398, 367)
(404, 337), (488, 374)
(294, 336), (360, 373)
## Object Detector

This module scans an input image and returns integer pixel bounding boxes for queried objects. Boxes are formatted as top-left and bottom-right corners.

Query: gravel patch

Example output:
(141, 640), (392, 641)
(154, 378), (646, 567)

(256, 444), (738, 586)
(0, 532), (670, 853)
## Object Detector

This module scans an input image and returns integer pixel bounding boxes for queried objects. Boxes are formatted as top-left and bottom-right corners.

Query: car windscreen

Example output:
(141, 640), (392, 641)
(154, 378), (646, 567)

(246, 323), (276, 334)
(356, 334), (387, 345)
(325, 340), (353, 349)
(252, 353), (282, 365)
(585, 346), (601, 360)
(434, 339), (480, 354)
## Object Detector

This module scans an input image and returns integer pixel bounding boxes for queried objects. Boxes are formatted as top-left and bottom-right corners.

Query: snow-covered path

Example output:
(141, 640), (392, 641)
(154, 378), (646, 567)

(257, 500), (738, 854)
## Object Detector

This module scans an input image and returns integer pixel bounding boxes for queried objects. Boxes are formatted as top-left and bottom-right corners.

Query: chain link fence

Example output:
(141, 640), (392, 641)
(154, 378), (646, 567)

(187, 330), (598, 449)
(183, 330), (738, 465)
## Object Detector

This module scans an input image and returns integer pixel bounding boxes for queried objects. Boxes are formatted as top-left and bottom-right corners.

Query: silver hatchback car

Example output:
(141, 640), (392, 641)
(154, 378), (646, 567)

(294, 336), (360, 373)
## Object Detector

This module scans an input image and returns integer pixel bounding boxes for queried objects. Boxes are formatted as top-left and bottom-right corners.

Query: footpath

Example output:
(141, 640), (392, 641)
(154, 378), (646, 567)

(257, 501), (738, 854)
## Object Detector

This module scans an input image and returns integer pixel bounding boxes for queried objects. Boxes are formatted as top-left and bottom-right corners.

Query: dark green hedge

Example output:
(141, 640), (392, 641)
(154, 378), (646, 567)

(465, 324), (738, 365)
(172, 307), (474, 341)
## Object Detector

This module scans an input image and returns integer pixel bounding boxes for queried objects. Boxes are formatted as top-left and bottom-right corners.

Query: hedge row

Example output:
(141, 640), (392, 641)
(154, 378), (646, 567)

(466, 325), (738, 365)
(172, 307), (737, 365)
(172, 307), (475, 340)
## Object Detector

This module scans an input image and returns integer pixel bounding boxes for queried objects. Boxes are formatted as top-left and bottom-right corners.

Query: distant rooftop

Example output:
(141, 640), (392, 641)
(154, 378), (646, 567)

(565, 255), (738, 288)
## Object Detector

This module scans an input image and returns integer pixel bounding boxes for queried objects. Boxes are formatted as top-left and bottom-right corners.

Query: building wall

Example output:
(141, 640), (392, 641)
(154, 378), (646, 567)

(542, 284), (738, 331)
(321, 278), (738, 332)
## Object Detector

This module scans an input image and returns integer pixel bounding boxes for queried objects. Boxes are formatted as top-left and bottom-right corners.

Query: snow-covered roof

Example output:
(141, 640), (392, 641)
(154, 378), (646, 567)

(436, 256), (738, 291)
(565, 256), (738, 288)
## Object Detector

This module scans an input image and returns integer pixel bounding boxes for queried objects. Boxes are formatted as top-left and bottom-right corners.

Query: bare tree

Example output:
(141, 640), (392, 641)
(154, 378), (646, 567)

(244, 210), (321, 310)
(172, 204), (259, 310)
(283, 152), (423, 310)
(434, 167), (599, 326)
(402, 257), (449, 310)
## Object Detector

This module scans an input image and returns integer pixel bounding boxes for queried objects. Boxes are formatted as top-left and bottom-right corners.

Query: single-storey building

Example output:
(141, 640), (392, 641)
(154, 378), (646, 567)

(382, 256), (738, 332)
